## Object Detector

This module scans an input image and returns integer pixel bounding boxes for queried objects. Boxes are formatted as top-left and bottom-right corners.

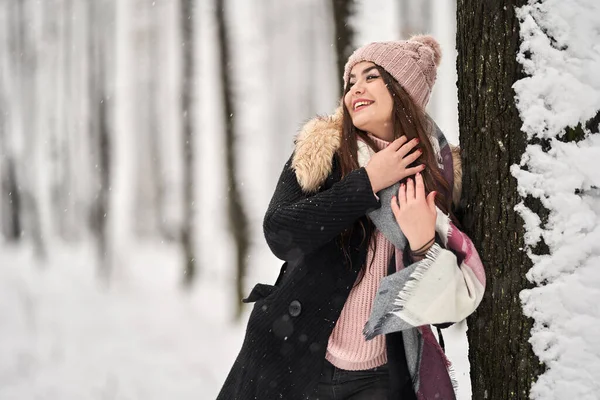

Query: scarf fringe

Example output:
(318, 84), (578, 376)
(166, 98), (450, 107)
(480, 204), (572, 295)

(392, 243), (443, 312)
(363, 312), (392, 340)
(446, 216), (454, 241)
(447, 359), (459, 395)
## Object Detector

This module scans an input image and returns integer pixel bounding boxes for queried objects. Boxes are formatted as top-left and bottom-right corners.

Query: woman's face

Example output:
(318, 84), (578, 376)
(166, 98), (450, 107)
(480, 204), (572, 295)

(344, 61), (394, 138)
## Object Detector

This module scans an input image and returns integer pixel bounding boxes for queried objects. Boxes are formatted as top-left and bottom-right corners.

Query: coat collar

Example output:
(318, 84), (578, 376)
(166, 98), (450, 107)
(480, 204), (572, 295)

(291, 108), (463, 205)
(292, 107), (344, 193)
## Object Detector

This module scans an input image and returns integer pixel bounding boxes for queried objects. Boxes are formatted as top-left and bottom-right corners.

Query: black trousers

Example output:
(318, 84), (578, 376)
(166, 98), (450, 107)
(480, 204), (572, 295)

(310, 360), (389, 400)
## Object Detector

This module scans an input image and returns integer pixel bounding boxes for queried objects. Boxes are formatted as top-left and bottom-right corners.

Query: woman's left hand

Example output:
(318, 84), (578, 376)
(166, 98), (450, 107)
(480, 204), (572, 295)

(391, 172), (437, 251)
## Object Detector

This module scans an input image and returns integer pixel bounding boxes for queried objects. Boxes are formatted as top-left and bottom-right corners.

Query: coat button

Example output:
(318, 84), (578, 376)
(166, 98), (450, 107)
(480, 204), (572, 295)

(289, 300), (302, 317)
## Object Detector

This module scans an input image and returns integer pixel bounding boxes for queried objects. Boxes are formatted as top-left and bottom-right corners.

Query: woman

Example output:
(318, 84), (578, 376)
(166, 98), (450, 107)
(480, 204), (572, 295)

(218, 35), (486, 400)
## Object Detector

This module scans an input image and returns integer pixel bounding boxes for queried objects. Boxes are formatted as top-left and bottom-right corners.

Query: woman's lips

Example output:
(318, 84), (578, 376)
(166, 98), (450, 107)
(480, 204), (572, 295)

(354, 101), (374, 112)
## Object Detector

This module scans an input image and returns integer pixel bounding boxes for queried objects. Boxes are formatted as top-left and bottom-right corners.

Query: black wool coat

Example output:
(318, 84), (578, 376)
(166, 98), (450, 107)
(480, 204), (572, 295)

(217, 155), (417, 400)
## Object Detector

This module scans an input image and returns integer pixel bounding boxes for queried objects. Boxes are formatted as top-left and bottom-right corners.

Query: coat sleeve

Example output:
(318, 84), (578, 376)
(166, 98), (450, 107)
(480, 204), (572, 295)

(263, 155), (380, 260)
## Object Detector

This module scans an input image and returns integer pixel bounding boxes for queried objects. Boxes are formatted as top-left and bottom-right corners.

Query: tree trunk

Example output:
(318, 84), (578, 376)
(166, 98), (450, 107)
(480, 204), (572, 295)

(106, 0), (136, 280)
(0, 8), (22, 240)
(180, 0), (197, 286)
(0, 158), (22, 241)
(330, 0), (355, 96)
(215, 0), (250, 319)
(21, 0), (49, 260)
(456, 1), (544, 399)
(86, 0), (112, 276)
(147, 5), (165, 240)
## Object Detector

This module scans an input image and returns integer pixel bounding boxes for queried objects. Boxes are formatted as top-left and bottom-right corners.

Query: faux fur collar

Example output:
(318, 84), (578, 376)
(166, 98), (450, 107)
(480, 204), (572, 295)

(292, 108), (463, 205)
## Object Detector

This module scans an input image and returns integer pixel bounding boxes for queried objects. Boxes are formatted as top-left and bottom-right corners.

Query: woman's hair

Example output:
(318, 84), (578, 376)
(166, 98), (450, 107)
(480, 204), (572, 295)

(337, 65), (454, 274)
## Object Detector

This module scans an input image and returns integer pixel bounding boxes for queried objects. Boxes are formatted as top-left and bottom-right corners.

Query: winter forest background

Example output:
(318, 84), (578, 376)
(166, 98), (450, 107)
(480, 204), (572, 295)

(1, 0), (599, 399)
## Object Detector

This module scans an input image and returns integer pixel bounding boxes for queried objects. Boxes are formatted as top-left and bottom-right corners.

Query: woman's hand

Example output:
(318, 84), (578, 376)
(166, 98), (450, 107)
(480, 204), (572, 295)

(365, 136), (425, 193)
(391, 172), (437, 251)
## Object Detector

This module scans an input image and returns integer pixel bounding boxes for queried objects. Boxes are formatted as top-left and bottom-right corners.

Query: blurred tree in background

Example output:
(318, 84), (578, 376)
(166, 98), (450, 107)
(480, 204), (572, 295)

(330, 0), (355, 95)
(215, 0), (249, 319)
(180, 0), (198, 286)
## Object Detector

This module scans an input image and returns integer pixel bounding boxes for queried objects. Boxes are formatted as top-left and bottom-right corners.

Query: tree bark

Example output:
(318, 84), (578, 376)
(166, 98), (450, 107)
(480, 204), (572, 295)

(215, 0), (250, 319)
(330, 0), (355, 96)
(180, 0), (197, 286)
(456, 1), (544, 399)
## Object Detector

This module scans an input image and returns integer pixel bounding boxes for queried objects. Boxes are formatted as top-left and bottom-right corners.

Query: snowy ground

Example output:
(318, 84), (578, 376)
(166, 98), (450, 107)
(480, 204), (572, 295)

(0, 241), (470, 400)
(0, 242), (247, 400)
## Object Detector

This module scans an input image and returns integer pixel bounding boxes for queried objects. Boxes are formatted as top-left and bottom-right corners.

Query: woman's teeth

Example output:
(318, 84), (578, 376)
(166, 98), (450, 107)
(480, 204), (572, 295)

(354, 101), (373, 110)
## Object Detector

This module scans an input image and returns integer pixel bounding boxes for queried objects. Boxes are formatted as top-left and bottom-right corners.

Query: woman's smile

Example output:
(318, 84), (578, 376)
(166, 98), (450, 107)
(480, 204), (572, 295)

(353, 98), (375, 112)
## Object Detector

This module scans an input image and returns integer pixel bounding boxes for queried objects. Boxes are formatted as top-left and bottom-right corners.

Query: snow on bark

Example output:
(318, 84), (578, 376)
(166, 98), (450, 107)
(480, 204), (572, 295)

(512, 1), (600, 399)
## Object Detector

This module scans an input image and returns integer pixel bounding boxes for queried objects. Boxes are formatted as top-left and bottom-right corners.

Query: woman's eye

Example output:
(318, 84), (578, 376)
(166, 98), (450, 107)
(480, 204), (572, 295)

(366, 74), (379, 81)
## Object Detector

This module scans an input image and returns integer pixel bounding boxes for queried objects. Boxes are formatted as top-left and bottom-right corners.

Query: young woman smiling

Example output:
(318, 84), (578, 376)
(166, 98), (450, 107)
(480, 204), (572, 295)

(218, 35), (486, 400)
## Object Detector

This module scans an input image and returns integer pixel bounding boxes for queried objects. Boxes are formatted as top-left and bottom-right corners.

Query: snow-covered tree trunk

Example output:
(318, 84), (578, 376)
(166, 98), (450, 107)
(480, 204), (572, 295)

(145, 3), (166, 238)
(59, 0), (88, 242)
(23, 0), (51, 259)
(68, 0), (91, 243)
(151, 0), (183, 242)
(105, 0), (135, 279)
(456, 0), (544, 398)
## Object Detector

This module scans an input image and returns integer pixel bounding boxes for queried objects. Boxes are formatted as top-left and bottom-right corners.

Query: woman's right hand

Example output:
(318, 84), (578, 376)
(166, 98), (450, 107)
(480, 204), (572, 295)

(364, 136), (425, 193)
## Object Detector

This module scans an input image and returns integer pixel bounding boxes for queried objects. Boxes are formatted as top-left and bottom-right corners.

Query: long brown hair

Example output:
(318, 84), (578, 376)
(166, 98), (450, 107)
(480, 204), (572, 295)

(338, 66), (454, 274)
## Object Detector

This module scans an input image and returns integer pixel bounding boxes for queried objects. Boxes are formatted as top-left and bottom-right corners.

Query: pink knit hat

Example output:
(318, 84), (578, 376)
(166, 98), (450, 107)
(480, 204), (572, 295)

(343, 35), (442, 108)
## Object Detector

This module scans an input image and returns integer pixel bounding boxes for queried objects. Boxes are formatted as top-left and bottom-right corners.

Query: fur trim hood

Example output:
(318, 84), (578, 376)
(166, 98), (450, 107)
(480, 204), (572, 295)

(292, 108), (463, 205)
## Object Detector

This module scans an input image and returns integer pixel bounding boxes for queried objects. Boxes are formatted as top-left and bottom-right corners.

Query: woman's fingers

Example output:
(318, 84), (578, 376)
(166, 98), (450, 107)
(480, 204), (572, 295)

(406, 177), (415, 200)
(415, 172), (425, 201)
(404, 164), (425, 177)
(401, 148), (423, 167)
(391, 195), (401, 219)
(427, 190), (437, 214)
(398, 182), (407, 208)
(395, 138), (419, 158)
(387, 135), (408, 152)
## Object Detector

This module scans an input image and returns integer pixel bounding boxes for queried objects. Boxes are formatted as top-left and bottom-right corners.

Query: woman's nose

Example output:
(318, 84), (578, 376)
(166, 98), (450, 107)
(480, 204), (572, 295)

(353, 83), (365, 94)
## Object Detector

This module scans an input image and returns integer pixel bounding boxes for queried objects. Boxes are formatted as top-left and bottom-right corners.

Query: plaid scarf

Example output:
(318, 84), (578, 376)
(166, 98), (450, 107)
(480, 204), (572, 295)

(358, 125), (487, 399)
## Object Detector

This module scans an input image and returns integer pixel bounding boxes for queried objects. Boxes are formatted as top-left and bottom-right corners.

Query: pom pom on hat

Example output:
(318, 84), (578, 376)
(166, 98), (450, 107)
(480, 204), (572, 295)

(409, 34), (442, 67)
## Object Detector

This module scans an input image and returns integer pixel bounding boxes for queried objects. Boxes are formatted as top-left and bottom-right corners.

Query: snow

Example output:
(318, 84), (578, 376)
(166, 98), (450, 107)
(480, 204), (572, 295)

(0, 241), (247, 400)
(515, 1), (600, 139)
(513, 0), (600, 399)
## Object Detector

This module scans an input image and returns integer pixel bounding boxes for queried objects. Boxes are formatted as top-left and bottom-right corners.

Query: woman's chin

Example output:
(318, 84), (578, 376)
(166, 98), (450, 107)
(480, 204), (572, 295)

(351, 118), (371, 132)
